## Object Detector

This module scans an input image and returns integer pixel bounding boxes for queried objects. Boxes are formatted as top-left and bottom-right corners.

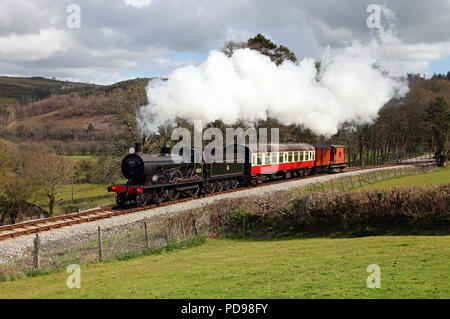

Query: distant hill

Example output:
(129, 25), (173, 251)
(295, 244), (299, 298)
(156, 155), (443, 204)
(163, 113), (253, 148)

(0, 76), (99, 105)
(0, 76), (151, 155)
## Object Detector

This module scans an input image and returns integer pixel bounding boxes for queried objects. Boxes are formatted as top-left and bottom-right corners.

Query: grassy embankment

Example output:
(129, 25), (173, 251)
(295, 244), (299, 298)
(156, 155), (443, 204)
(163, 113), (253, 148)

(0, 236), (448, 298)
(353, 166), (450, 190)
(0, 165), (448, 299)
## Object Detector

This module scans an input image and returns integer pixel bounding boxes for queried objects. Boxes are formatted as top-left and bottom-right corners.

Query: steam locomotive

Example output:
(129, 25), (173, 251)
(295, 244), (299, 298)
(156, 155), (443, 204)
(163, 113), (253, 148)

(108, 142), (347, 207)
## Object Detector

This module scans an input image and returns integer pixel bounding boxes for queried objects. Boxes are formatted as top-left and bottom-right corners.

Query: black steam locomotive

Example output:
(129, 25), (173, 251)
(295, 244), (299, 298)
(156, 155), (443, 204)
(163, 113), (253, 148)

(108, 142), (347, 207)
(108, 143), (248, 207)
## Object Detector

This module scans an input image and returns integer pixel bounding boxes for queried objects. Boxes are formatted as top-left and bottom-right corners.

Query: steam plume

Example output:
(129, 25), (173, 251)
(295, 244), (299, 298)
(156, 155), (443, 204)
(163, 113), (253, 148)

(137, 34), (410, 137)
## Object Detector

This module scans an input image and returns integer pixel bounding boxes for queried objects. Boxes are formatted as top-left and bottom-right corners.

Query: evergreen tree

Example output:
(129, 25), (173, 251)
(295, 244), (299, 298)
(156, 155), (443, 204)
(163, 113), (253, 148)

(425, 96), (449, 165)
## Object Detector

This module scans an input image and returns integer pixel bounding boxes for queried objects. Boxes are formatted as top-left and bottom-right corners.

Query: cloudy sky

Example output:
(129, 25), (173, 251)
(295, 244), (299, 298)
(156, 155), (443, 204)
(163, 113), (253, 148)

(0, 0), (449, 84)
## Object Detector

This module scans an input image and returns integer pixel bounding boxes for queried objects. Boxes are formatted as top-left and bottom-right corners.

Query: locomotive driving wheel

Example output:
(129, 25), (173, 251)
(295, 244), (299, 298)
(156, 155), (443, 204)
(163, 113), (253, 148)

(204, 181), (216, 194)
(185, 184), (200, 197)
(165, 188), (180, 201)
(153, 189), (163, 204)
(136, 194), (148, 207)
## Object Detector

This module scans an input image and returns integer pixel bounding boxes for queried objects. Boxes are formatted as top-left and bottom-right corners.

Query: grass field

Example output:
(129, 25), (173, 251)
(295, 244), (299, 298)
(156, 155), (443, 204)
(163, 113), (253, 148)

(354, 166), (450, 190)
(0, 236), (448, 299)
(33, 183), (114, 214)
(64, 155), (98, 163)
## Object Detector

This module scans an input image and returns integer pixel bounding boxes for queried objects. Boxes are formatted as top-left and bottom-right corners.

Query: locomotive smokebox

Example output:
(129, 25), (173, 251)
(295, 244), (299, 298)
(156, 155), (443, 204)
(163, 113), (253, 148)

(161, 144), (171, 154)
(135, 142), (143, 153)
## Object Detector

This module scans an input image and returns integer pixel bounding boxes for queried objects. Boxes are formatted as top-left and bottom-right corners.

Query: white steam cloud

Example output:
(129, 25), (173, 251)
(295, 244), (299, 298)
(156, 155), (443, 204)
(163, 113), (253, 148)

(137, 33), (410, 137)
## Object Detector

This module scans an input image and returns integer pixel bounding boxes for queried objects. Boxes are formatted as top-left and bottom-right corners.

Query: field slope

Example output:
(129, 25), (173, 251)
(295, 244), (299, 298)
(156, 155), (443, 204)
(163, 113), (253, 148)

(354, 166), (450, 190)
(0, 236), (448, 299)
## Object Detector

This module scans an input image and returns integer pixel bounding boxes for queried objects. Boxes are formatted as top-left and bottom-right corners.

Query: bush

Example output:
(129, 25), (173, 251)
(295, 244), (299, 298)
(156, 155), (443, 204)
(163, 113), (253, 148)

(169, 185), (450, 238)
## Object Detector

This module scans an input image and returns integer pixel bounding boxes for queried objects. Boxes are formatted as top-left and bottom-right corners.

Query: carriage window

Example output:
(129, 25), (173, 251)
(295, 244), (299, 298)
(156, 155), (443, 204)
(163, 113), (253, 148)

(300, 151), (304, 161)
(288, 152), (293, 162)
(279, 153), (284, 163)
(252, 154), (256, 166)
(257, 154), (262, 165)
(272, 152), (278, 164)
(305, 152), (309, 161)
(284, 153), (288, 162)
(294, 152), (299, 161)
(264, 153), (271, 165)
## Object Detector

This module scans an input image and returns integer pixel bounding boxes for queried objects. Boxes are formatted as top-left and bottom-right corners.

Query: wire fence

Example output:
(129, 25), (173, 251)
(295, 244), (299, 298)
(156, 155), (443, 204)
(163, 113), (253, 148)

(0, 213), (213, 281)
(304, 164), (437, 194)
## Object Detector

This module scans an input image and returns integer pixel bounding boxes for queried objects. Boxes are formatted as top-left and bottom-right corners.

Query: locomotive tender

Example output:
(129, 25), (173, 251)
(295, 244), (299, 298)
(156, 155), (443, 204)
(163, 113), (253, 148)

(108, 142), (347, 207)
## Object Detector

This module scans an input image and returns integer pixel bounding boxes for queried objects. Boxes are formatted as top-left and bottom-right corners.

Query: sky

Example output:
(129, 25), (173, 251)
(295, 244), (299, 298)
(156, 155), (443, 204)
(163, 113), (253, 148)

(0, 0), (449, 84)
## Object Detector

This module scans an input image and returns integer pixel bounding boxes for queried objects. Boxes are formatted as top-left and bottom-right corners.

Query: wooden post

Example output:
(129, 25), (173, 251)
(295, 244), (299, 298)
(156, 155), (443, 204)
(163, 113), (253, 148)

(309, 185), (313, 192)
(358, 175), (362, 187)
(144, 222), (149, 249)
(340, 178), (345, 191)
(373, 171), (377, 181)
(98, 226), (103, 262)
(368, 173), (371, 184)
(243, 216), (247, 238)
(349, 176), (354, 188)
(330, 180), (335, 192)
(33, 233), (40, 269)
(321, 183), (325, 193)
(167, 218), (171, 241)
(192, 219), (198, 236)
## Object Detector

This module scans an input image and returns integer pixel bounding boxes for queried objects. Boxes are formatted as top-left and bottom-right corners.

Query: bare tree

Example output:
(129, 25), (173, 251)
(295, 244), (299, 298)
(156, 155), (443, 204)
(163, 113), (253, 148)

(0, 176), (36, 225)
(0, 140), (12, 176)
(24, 152), (73, 216)
(221, 40), (248, 57)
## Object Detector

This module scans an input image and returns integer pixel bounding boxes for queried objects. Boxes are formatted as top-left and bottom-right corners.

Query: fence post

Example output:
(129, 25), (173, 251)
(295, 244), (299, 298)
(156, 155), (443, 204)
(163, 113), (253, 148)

(340, 178), (345, 191)
(192, 219), (198, 236)
(321, 183), (325, 193)
(330, 180), (335, 192)
(98, 226), (103, 262)
(144, 221), (149, 249)
(167, 218), (171, 241)
(368, 173), (371, 184)
(373, 171), (377, 181)
(33, 233), (40, 269)
(349, 176), (354, 189)
(243, 216), (247, 238)
(358, 175), (362, 187)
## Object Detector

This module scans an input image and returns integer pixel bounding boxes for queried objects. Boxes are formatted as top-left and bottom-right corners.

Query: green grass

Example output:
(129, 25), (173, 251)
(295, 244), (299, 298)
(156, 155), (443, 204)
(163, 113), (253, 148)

(33, 183), (114, 214)
(0, 236), (448, 299)
(353, 166), (450, 190)
(65, 155), (98, 163)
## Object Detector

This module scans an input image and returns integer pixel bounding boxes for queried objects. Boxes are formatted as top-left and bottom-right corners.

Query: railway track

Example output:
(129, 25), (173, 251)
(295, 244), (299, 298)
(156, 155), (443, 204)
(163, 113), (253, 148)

(0, 160), (435, 241)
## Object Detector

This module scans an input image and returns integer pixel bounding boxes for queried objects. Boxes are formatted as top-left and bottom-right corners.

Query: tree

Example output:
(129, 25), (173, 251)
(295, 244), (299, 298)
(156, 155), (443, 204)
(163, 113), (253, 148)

(221, 40), (247, 57)
(221, 33), (297, 65)
(24, 152), (73, 215)
(425, 96), (449, 165)
(247, 34), (297, 65)
(0, 140), (12, 177)
(0, 176), (36, 225)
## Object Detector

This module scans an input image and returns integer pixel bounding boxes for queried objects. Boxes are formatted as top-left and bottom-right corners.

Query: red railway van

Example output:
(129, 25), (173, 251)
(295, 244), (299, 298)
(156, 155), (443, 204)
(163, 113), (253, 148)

(249, 143), (315, 176)
(330, 145), (347, 171)
(313, 144), (331, 168)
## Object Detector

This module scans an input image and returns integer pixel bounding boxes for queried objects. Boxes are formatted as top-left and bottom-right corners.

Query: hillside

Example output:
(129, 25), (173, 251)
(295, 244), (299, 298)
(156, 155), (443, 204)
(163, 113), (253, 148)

(0, 74), (448, 162)
(0, 77), (151, 155)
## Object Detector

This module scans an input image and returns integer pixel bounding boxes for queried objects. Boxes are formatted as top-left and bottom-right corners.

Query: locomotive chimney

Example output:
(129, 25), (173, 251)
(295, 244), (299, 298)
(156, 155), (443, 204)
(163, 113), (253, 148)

(135, 142), (143, 153)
